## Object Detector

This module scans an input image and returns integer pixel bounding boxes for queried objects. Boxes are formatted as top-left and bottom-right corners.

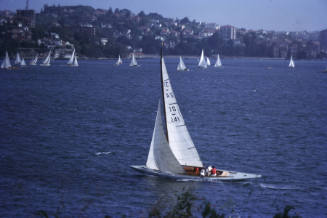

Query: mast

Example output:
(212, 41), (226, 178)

(160, 43), (169, 141)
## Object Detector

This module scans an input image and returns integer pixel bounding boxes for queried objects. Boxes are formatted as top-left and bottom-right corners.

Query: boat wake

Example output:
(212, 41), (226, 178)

(95, 151), (112, 156)
(259, 183), (300, 190)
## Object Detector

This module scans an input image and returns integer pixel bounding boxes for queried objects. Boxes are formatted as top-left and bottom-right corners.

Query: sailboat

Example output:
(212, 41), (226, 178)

(72, 55), (79, 67)
(1, 51), (12, 69)
(131, 49), (261, 181)
(288, 56), (295, 68)
(214, 54), (222, 67)
(177, 56), (188, 71)
(30, 54), (38, 65)
(198, 49), (207, 68)
(14, 52), (21, 65)
(116, 55), (123, 65)
(130, 53), (138, 66)
(206, 57), (211, 66)
(40, 51), (51, 66)
(20, 58), (26, 66)
(67, 49), (75, 65)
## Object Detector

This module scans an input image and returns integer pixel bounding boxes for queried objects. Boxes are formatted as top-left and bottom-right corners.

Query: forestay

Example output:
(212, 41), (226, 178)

(161, 58), (203, 167)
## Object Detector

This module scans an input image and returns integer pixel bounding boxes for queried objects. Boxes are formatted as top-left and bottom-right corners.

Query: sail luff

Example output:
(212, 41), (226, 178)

(160, 49), (169, 141)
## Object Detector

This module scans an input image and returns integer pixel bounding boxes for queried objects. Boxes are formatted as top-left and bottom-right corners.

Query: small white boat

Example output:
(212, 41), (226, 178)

(116, 55), (123, 65)
(30, 54), (38, 65)
(129, 53), (138, 66)
(131, 50), (261, 181)
(72, 55), (79, 67)
(206, 57), (211, 66)
(177, 56), (187, 71)
(40, 51), (51, 66)
(67, 49), (75, 65)
(20, 58), (26, 66)
(214, 54), (222, 67)
(198, 49), (207, 68)
(1, 51), (12, 69)
(288, 56), (295, 68)
(14, 52), (21, 65)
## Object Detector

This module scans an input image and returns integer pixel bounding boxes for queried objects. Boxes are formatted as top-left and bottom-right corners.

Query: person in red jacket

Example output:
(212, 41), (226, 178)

(211, 166), (217, 176)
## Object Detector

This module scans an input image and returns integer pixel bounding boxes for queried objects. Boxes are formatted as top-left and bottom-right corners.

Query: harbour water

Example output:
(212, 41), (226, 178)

(0, 58), (326, 217)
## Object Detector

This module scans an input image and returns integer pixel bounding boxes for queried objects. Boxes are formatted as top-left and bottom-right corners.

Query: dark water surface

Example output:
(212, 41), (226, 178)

(0, 58), (327, 217)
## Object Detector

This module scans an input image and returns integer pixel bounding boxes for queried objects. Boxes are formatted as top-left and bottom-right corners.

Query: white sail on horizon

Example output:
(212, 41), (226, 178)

(67, 49), (75, 65)
(206, 57), (211, 66)
(41, 51), (51, 66)
(1, 51), (12, 69)
(130, 53), (138, 66)
(30, 54), (38, 65)
(161, 57), (203, 167)
(116, 55), (123, 65)
(289, 56), (295, 68)
(20, 58), (26, 66)
(214, 54), (222, 67)
(73, 55), (79, 67)
(14, 52), (21, 65)
(177, 56), (187, 71)
(198, 49), (207, 68)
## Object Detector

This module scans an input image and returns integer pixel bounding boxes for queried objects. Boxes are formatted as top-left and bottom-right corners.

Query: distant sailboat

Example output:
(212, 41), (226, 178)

(288, 56), (295, 68)
(20, 58), (26, 66)
(67, 49), (75, 65)
(130, 53), (138, 66)
(206, 57), (211, 66)
(198, 49), (207, 68)
(131, 48), (261, 181)
(177, 56), (187, 71)
(14, 52), (21, 65)
(41, 51), (51, 66)
(214, 54), (222, 67)
(72, 55), (79, 67)
(1, 51), (12, 69)
(30, 54), (38, 65)
(116, 55), (123, 65)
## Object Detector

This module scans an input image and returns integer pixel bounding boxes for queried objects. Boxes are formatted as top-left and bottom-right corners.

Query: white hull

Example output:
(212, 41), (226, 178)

(131, 165), (261, 181)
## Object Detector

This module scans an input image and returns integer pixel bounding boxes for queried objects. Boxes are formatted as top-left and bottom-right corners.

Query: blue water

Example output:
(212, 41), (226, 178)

(0, 58), (326, 217)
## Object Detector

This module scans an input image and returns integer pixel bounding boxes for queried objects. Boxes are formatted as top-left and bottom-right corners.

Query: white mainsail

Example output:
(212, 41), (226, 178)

(161, 57), (203, 167)
(214, 54), (222, 67)
(130, 53), (138, 66)
(67, 49), (75, 65)
(198, 49), (207, 68)
(30, 54), (38, 65)
(41, 51), (51, 66)
(177, 56), (187, 71)
(14, 52), (21, 65)
(146, 101), (184, 173)
(289, 56), (295, 68)
(20, 58), (26, 66)
(116, 55), (123, 65)
(206, 57), (211, 66)
(1, 51), (12, 69)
